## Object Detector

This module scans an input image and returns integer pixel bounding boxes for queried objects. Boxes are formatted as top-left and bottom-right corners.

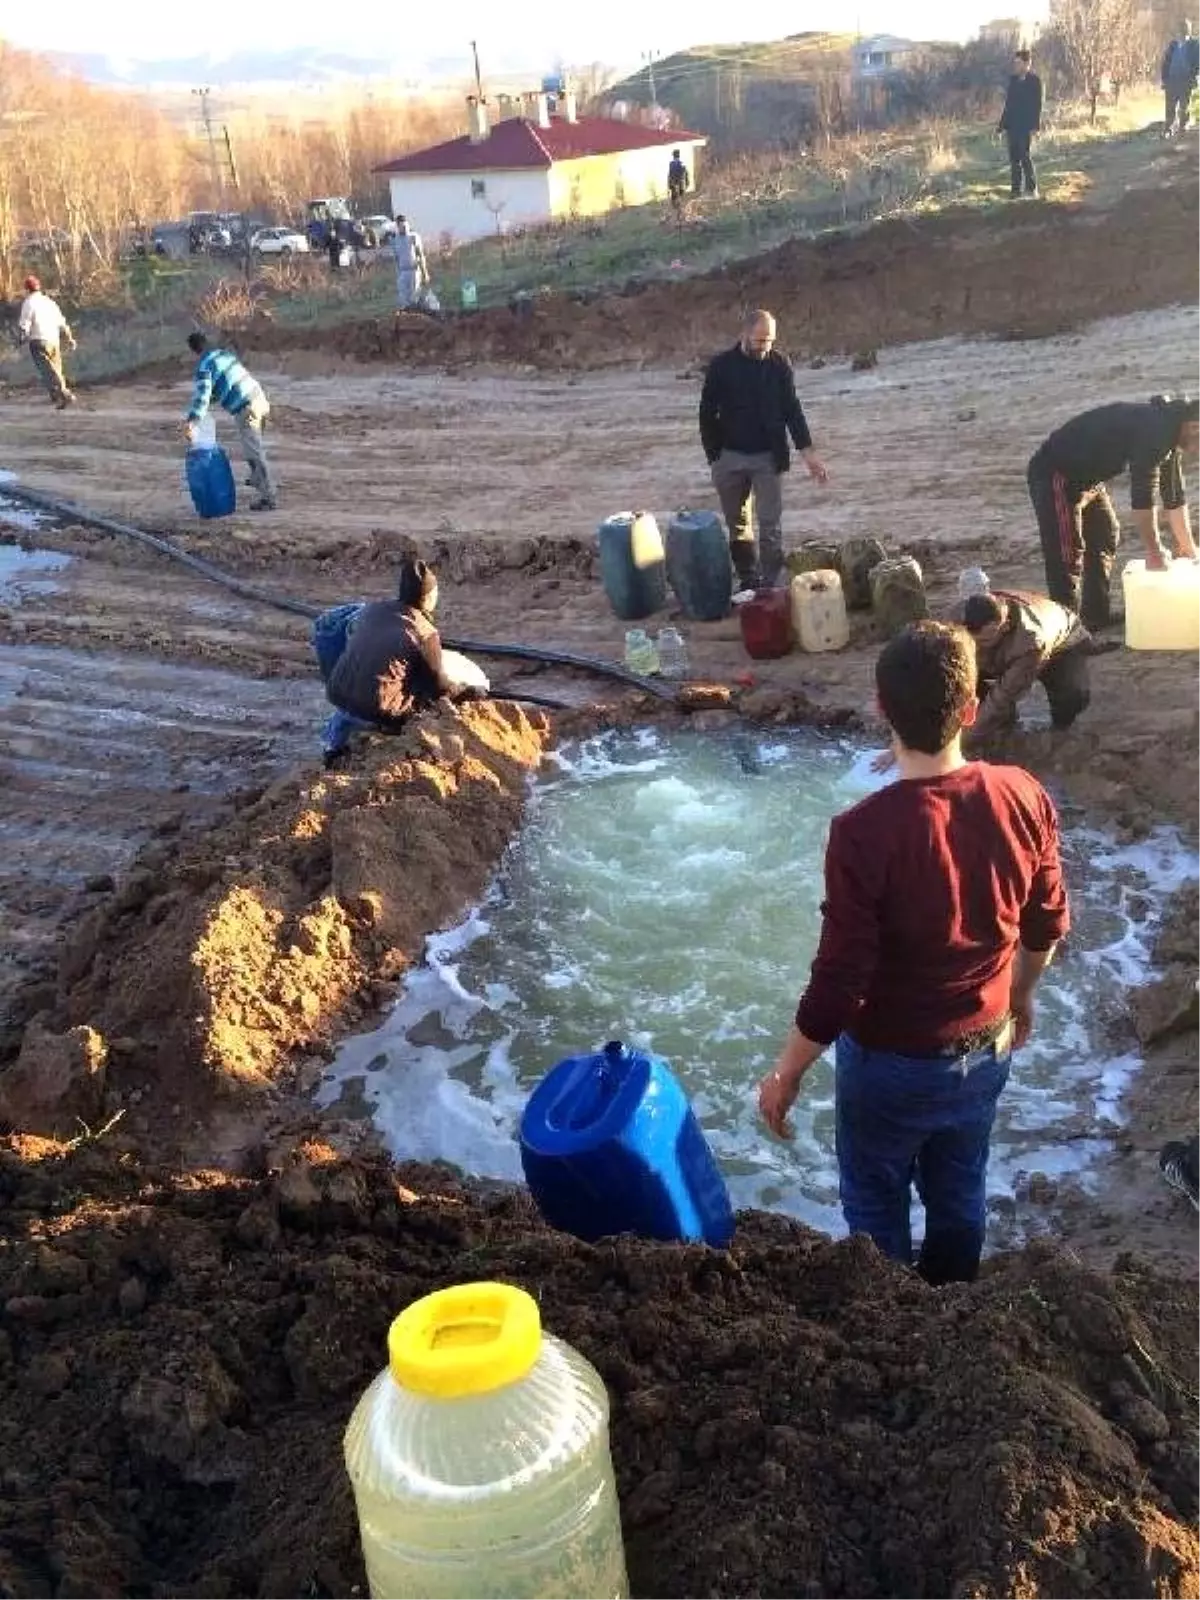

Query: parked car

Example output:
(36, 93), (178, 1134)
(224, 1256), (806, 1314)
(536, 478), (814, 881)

(250, 227), (311, 257)
(361, 214), (397, 244)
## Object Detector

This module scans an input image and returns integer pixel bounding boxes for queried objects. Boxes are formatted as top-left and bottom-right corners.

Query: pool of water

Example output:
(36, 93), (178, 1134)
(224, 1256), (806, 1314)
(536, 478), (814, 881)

(318, 727), (1197, 1236)
(0, 486), (68, 598)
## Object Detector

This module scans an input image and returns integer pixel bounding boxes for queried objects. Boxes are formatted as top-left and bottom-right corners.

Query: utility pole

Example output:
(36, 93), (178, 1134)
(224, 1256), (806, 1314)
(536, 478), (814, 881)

(642, 49), (661, 104)
(191, 86), (224, 209)
(470, 40), (483, 98)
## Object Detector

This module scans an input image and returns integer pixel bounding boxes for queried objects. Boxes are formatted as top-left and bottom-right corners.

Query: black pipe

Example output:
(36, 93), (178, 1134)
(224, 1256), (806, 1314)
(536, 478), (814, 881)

(0, 483), (678, 705)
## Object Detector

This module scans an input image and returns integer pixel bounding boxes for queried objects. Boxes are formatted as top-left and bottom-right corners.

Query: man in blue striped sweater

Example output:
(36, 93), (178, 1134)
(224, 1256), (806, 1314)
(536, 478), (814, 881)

(184, 332), (277, 511)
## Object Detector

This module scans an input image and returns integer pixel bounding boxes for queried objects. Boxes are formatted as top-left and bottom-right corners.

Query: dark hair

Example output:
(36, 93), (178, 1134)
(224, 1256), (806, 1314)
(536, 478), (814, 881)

(875, 622), (977, 755)
(963, 593), (1005, 632)
(396, 557), (437, 610)
(186, 331), (207, 355)
(1014, 47), (1032, 61)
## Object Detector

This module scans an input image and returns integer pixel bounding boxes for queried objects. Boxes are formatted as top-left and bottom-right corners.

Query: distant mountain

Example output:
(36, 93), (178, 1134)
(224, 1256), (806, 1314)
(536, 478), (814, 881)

(42, 45), (561, 92)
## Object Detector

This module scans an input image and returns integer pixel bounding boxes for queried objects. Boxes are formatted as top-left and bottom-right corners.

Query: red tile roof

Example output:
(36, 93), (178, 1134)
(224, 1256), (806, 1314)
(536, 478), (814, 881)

(375, 115), (705, 175)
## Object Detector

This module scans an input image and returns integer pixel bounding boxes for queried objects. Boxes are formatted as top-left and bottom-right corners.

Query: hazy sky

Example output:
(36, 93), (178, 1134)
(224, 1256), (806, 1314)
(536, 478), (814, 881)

(6, 0), (1047, 64)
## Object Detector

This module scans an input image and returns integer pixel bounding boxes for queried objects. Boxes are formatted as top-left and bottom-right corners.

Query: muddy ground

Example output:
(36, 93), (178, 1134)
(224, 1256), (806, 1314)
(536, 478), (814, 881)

(0, 148), (1197, 1598)
(0, 1138), (1197, 1600)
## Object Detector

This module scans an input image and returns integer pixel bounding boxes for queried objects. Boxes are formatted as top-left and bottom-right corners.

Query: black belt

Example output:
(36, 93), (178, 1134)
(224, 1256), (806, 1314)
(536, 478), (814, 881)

(866, 1013), (1011, 1062)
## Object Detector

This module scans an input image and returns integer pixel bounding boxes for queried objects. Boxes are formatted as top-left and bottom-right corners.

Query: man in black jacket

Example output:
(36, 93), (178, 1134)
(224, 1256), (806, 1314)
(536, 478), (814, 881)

(698, 309), (828, 589)
(1162, 21), (1200, 135)
(998, 49), (1043, 198)
(1027, 395), (1199, 628)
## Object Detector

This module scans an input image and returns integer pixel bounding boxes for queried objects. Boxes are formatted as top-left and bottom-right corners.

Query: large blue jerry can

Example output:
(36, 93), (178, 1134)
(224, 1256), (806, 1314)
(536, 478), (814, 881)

(519, 1040), (734, 1247)
(186, 444), (236, 519)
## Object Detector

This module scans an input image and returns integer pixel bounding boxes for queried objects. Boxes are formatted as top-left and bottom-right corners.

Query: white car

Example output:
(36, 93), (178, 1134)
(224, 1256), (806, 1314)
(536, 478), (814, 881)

(362, 215), (397, 242)
(251, 227), (310, 257)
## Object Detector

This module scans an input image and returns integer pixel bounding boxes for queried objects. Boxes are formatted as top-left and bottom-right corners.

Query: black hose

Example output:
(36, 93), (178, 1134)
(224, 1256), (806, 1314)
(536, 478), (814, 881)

(0, 483), (678, 705)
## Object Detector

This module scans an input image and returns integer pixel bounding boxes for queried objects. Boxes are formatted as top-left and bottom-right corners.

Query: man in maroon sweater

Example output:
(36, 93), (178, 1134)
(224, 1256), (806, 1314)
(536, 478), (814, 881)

(758, 622), (1069, 1284)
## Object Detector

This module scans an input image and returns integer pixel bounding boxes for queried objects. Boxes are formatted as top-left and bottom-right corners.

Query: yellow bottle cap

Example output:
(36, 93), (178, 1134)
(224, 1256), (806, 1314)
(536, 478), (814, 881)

(388, 1282), (542, 1399)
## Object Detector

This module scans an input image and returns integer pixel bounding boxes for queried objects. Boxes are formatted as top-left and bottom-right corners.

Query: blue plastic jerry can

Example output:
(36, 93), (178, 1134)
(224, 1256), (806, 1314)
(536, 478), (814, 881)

(519, 1040), (735, 1247)
(185, 443), (236, 519)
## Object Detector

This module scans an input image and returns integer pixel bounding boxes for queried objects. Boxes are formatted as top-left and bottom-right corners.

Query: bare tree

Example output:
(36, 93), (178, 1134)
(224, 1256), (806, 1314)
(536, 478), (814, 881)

(1050, 0), (1148, 120)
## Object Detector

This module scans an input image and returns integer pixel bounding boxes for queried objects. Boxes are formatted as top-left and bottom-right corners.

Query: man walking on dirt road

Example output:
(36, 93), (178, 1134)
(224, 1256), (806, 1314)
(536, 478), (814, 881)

(18, 276), (77, 409)
(1162, 20), (1200, 135)
(997, 49), (1043, 198)
(699, 309), (829, 590)
(1026, 394), (1199, 628)
(758, 621), (1068, 1285)
(184, 333), (278, 512)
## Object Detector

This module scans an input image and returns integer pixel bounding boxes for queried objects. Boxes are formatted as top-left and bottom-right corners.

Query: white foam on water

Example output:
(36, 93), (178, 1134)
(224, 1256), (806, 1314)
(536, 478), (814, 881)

(318, 727), (1198, 1238)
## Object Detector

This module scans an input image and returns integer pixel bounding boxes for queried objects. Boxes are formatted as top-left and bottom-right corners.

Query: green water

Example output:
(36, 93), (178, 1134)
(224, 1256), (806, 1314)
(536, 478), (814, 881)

(320, 727), (1195, 1236)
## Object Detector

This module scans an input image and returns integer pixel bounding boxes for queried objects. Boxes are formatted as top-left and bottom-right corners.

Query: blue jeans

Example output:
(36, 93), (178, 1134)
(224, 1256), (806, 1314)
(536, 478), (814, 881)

(834, 1031), (1012, 1284)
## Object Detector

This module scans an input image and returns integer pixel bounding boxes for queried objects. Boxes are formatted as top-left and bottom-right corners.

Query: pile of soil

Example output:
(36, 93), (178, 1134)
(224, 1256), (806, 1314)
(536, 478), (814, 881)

(0, 702), (548, 1148)
(0, 1137), (1195, 1599)
(236, 183), (1196, 374)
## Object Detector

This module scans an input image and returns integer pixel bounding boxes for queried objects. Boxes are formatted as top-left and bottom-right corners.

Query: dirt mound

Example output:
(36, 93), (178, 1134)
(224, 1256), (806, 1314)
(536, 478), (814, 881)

(0, 1137), (1195, 1599)
(0, 702), (547, 1146)
(238, 184), (1196, 374)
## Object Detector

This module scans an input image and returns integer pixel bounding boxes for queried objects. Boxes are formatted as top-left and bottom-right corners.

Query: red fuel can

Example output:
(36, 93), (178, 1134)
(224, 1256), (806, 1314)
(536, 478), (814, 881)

(738, 589), (795, 660)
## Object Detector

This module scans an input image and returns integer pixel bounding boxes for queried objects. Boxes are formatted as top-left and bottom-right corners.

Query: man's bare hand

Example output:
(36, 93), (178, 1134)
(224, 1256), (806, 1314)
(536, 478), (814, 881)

(757, 1069), (800, 1139)
(803, 451), (830, 486)
(1011, 995), (1035, 1049)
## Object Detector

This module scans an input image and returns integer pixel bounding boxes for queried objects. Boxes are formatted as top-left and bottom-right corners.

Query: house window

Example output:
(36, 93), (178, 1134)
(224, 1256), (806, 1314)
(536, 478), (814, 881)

(471, 178), (487, 198)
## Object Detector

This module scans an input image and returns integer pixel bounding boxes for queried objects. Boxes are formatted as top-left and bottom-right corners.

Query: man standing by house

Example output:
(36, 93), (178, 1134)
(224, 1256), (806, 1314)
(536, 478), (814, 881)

(699, 309), (829, 591)
(667, 148), (690, 210)
(998, 48), (1043, 198)
(758, 621), (1068, 1286)
(1026, 393), (1199, 628)
(184, 332), (277, 512)
(1162, 20), (1200, 135)
(391, 215), (429, 309)
(18, 276), (77, 409)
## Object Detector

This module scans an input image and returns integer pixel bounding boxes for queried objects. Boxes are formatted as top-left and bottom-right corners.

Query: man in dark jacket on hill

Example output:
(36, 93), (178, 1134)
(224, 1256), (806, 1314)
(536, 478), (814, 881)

(699, 309), (829, 590)
(1162, 21), (1200, 135)
(998, 49), (1044, 197)
(1026, 394), (1200, 628)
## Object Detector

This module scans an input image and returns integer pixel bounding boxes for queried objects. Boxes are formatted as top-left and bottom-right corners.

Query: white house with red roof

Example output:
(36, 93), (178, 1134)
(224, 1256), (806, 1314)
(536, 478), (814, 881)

(375, 93), (706, 246)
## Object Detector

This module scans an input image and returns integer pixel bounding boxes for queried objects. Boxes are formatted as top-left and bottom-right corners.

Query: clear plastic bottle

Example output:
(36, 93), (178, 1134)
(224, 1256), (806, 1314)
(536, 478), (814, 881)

(623, 627), (659, 676)
(956, 567), (991, 601)
(655, 626), (689, 680)
(344, 1282), (629, 1600)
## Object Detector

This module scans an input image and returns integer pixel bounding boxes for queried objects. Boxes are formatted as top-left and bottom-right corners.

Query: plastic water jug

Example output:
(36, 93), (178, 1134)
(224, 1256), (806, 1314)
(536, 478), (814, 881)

(345, 1283), (629, 1600)
(790, 569), (850, 653)
(623, 628), (659, 675)
(185, 437), (236, 520)
(665, 509), (732, 620)
(597, 513), (667, 621)
(838, 537), (888, 611)
(738, 589), (795, 659)
(870, 555), (928, 636)
(519, 1040), (735, 1248)
(1122, 558), (1200, 650)
(957, 567), (991, 601)
(655, 626), (689, 679)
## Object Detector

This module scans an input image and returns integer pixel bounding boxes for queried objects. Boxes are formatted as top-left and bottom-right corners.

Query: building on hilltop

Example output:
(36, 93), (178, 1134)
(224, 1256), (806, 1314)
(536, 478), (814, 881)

(850, 34), (921, 79)
(374, 93), (706, 246)
(978, 17), (1044, 47)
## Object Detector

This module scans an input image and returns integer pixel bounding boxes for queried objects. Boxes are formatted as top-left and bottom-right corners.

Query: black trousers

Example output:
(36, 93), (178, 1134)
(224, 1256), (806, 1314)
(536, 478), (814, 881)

(1039, 639), (1092, 729)
(1165, 81), (1195, 130)
(1027, 453), (1120, 629)
(1006, 130), (1037, 194)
